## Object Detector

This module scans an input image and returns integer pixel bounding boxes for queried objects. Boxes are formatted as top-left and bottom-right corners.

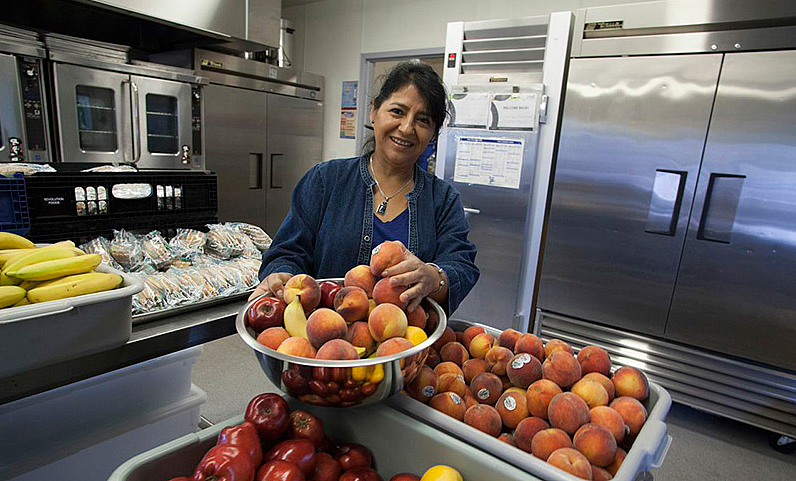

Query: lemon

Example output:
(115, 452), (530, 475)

(405, 326), (428, 346)
(421, 466), (463, 481)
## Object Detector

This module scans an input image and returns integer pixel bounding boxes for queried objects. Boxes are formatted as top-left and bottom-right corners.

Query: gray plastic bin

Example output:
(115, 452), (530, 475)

(0, 263), (143, 378)
(109, 398), (544, 481)
(388, 319), (672, 481)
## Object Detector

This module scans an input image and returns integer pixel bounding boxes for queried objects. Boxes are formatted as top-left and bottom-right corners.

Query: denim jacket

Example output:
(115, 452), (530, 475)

(260, 155), (479, 315)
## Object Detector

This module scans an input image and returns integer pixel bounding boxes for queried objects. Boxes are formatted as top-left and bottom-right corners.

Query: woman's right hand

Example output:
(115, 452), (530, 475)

(248, 272), (293, 301)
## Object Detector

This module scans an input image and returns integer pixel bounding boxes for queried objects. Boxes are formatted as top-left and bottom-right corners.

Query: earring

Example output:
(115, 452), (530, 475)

(370, 118), (375, 124)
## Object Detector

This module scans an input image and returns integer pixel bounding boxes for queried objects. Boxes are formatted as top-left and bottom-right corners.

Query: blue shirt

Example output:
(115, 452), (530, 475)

(372, 210), (409, 247)
(260, 155), (479, 315)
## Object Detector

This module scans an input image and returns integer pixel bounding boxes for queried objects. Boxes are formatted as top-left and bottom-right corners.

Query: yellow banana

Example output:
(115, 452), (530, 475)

(0, 285), (26, 308)
(284, 295), (308, 339)
(27, 272), (123, 303)
(0, 232), (35, 250)
(0, 241), (77, 271)
(37, 271), (101, 288)
(8, 254), (102, 281)
(12, 297), (30, 307)
(0, 248), (83, 285)
(0, 248), (36, 267)
(18, 280), (40, 290)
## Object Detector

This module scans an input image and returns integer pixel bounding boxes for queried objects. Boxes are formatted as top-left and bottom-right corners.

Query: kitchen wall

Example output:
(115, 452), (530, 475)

(282, 0), (649, 162)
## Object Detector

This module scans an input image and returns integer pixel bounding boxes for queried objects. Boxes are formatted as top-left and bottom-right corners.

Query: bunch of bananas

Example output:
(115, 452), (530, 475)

(0, 232), (124, 309)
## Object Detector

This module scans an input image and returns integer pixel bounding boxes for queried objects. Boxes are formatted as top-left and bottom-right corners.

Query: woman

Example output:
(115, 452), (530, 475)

(250, 62), (478, 315)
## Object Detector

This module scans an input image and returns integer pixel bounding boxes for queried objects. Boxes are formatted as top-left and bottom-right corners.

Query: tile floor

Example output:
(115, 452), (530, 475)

(192, 335), (796, 481)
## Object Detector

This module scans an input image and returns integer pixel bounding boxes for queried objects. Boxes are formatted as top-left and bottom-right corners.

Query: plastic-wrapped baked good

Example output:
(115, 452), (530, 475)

(228, 222), (272, 251)
(204, 224), (245, 259)
(169, 228), (206, 256)
(141, 230), (175, 270)
(109, 229), (145, 271)
(80, 237), (122, 270)
(132, 273), (168, 314)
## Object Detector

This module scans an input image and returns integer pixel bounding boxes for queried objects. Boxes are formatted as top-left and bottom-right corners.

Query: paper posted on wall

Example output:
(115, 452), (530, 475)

(450, 92), (491, 127)
(489, 93), (537, 130)
(453, 136), (524, 189)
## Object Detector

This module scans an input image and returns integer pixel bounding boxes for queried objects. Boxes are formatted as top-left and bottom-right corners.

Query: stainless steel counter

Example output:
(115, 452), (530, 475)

(0, 299), (247, 406)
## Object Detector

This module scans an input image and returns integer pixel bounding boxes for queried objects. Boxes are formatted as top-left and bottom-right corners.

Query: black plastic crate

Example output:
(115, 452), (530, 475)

(24, 171), (218, 244)
(0, 174), (31, 237)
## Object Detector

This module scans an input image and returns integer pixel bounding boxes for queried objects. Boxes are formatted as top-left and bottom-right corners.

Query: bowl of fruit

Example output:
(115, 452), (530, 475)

(237, 261), (447, 408)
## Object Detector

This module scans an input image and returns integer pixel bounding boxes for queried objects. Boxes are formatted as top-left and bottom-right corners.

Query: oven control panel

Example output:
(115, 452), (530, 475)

(18, 57), (48, 157)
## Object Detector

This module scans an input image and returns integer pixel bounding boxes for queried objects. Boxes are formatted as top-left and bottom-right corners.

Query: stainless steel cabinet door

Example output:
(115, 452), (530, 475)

(204, 84), (268, 227)
(266, 94), (323, 236)
(132, 75), (193, 169)
(53, 63), (130, 163)
(537, 55), (722, 336)
(0, 53), (24, 162)
(665, 51), (796, 370)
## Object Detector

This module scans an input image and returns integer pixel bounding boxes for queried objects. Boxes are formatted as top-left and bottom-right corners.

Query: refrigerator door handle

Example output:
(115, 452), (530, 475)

(270, 153), (283, 188)
(249, 153), (263, 189)
(124, 79), (141, 163)
(463, 207), (481, 215)
(696, 173), (746, 243)
(645, 170), (687, 236)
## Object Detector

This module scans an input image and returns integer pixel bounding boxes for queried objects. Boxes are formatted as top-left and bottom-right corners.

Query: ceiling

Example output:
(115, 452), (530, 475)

(282, 0), (324, 8)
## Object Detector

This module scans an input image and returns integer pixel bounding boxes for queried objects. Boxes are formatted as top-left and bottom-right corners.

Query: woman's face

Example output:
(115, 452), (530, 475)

(370, 84), (436, 169)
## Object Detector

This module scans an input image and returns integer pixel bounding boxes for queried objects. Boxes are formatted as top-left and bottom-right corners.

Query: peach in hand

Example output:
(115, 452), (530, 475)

(612, 366), (650, 401)
(514, 417), (550, 453)
(370, 240), (404, 277)
(577, 345), (612, 377)
(574, 423), (617, 467)
(283, 274), (321, 313)
(531, 428), (573, 461)
(506, 353), (543, 389)
(368, 302), (408, 342)
(571, 378), (609, 409)
(548, 392), (591, 436)
(344, 265), (378, 297)
(306, 308), (348, 350)
(334, 286), (370, 323)
(429, 392), (467, 421)
(256, 327), (290, 351)
(277, 336), (317, 358)
(316, 339), (359, 360)
(515, 333), (545, 362)
(542, 351), (583, 389)
(463, 404), (502, 437)
(496, 388), (529, 430)
(526, 379), (563, 420)
(547, 447), (592, 480)
(372, 277), (408, 308)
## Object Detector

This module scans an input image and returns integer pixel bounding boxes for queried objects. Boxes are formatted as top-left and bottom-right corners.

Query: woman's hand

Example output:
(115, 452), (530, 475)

(248, 272), (293, 301)
(382, 252), (446, 312)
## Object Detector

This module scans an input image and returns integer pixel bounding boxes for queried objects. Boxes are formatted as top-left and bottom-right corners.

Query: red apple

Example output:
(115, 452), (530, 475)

(339, 468), (383, 481)
(334, 443), (373, 470)
(244, 393), (290, 441)
(256, 460), (305, 481)
(312, 452), (341, 481)
(390, 475), (420, 481)
(247, 296), (287, 332)
(287, 410), (325, 446)
(265, 439), (317, 477)
(319, 281), (343, 309)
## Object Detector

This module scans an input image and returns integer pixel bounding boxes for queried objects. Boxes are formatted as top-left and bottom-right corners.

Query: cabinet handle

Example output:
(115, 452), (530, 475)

(463, 207), (480, 215)
(129, 80), (141, 163)
(645, 170), (687, 236)
(249, 153), (262, 189)
(270, 153), (283, 188)
(697, 173), (745, 243)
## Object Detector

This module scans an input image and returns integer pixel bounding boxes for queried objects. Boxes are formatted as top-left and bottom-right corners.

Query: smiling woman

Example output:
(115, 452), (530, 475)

(252, 62), (479, 316)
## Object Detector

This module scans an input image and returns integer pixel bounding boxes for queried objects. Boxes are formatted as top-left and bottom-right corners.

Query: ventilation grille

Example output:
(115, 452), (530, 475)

(461, 21), (548, 74)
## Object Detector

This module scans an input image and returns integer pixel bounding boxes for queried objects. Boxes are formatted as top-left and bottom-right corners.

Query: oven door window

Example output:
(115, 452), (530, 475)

(146, 94), (178, 154)
(76, 85), (118, 152)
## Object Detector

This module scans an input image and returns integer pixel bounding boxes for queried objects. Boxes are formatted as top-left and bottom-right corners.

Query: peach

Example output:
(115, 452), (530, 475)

(464, 395), (479, 409)
(498, 433), (517, 447)
(485, 346), (514, 376)
(334, 286), (370, 323)
(571, 378), (610, 409)
(406, 365), (438, 403)
(425, 305), (440, 333)
(406, 305), (426, 329)
(455, 331), (465, 344)
(432, 327), (456, 351)
(434, 361), (464, 378)
(344, 265), (378, 297)
(526, 379), (563, 420)
(547, 448), (592, 480)
(370, 240), (404, 277)
(462, 326), (486, 348)
(609, 397), (647, 437)
(306, 308), (349, 349)
(577, 346), (612, 377)
(462, 358), (489, 384)
(316, 339), (359, 360)
(371, 277), (408, 308)
(283, 274), (321, 312)
(463, 404), (502, 437)
(582, 372), (616, 402)
(425, 348), (441, 368)
(606, 447), (626, 477)
(500, 375), (513, 392)
(574, 423), (617, 467)
(439, 342), (469, 366)
(612, 366), (649, 401)
(368, 303), (408, 342)
(470, 372), (503, 405)
(429, 392), (466, 421)
(592, 466), (612, 481)
(277, 336), (317, 358)
(496, 389), (529, 429)
(548, 392), (591, 436)
(542, 351), (582, 389)
(498, 328), (523, 351)
(545, 339), (573, 358)
(468, 332), (496, 359)
(347, 321), (376, 355)
(506, 353), (543, 389)
(464, 384), (474, 398)
(531, 428), (573, 461)
(256, 327), (290, 351)
(589, 406), (628, 444)
(515, 333), (545, 362)
(437, 372), (467, 398)
(514, 417), (550, 453)
(376, 337), (414, 357)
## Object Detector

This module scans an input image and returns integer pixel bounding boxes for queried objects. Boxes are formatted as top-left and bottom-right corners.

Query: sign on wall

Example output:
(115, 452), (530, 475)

(340, 80), (358, 139)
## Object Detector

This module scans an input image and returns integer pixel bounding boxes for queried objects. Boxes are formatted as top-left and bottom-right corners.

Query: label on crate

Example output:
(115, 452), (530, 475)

(503, 395), (517, 411)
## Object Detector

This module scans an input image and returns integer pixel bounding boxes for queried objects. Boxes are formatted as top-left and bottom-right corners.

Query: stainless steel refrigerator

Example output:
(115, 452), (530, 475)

(536, 0), (796, 443)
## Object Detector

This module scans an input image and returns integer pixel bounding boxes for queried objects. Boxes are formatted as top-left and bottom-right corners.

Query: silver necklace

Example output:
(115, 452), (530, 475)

(370, 157), (413, 215)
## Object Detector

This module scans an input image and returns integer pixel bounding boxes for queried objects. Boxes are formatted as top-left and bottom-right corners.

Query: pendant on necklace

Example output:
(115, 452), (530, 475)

(377, 200), (389, 215)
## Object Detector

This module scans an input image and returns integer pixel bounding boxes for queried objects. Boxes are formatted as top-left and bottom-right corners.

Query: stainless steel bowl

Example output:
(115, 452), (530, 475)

(236, 279), (447, 407)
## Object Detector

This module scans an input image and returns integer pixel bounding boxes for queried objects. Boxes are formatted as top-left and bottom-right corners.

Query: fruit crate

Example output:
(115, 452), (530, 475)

(387, 319), (673, 481)
(109, 397), (542, 481)
(0, 263), (144, 379)
(0, 174), (31, 237)
(22, 171), (217, 245)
